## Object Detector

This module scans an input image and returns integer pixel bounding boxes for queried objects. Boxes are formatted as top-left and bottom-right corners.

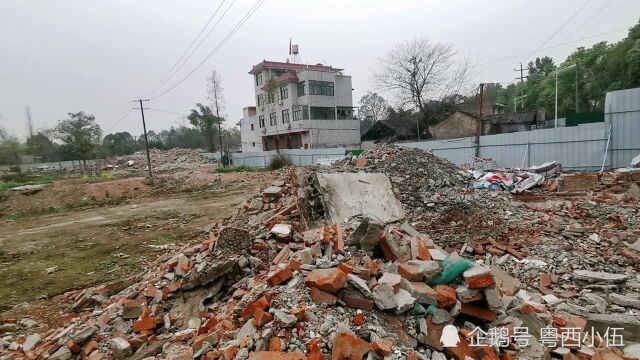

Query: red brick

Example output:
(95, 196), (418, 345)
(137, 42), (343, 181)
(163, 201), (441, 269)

(372, 340), (393, 356)
(143, 286), (157, 298)
(133, 317), (156, 332)
(289, 259), (302, 271)
(460, 303), (497, 321)
(252, 308), (273, 327)
(331, 332), (371, 360)
(269, 337), (284, 352)
(66, 340), (81, 354)
(338, 262), (354, 274)
(354, 157), (368, 168)
(266, 266), (293, 286)
(397, 263), (423, 281)
(305, 268), (348, 293)
(308, 342), (325, 360)
(291, 307), (306, 322)
(353, 313), (365, 326)
(83, 340), (98, 357)
(310, 287), (337, 305)
(220, 345), (238, 360)
(415, 238), (431, 260)
(434, 285), (457, 309)
(240, 296), (270, 320)
(331, 223), (344, 254)
(248, 351), (307, 360)
(341, 293), (374, 311)
(463, 266), (495, 289)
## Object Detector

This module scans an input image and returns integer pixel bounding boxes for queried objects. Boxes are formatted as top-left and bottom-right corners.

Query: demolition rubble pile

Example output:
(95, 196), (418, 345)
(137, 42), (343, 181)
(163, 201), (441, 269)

(2, 147), (640, 360)
(108, 149), (214, 175)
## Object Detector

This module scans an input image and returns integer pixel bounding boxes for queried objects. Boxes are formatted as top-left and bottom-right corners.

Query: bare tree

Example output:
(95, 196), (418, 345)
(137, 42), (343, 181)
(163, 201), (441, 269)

(358, 92), (389, 122)
(206, 68), (225, 164)
(374, 38), (472, 137)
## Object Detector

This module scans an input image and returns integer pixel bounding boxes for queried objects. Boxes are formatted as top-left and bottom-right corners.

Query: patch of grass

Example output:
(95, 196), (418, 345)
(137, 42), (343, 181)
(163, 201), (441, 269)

(0, 176), (54, 191)
(214, 166), (269, 173)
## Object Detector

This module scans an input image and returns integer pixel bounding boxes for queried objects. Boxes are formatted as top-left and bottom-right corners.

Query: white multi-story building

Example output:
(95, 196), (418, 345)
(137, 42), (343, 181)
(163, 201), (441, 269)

(239, 60), (359, 152)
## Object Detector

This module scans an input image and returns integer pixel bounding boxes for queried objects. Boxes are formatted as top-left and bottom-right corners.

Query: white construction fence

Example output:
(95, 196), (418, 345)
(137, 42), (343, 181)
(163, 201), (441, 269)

(231, 148), (347, 168)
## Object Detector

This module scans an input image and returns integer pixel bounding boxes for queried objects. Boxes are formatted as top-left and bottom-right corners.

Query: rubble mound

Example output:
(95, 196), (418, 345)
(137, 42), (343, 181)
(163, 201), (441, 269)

(339, 144), (471, 216)
(110, 148), (214, 174)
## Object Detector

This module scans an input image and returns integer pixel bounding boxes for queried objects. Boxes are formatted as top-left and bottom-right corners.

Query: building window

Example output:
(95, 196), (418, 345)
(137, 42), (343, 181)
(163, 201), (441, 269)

(293, 106), (309, 121)
(250, 124), (254, 130)
(252, 142), (255, 147)
(258, 115), (265, 128)
(309, 81), (334, 96)
(257, 94), (264, 107)
(269, 112), (277, 126)
(337, 107), (353, 120)
(267, 92), (275, 104)
(310, 107), (336, 120)
(293, 106), (302, 121)
(255, 73), (263, 86)
(297, 81), (305, 96)
(282, 109), (290, 124)
(280, 86), (289, 100)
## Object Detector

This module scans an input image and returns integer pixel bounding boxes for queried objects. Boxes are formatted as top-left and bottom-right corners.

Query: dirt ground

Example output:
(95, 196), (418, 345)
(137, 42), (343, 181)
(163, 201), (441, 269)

(0, 168), (276, 314)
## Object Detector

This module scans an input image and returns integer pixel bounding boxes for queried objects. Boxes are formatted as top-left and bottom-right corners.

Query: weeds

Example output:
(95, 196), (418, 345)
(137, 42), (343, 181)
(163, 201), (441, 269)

(0, 176), (54, 191)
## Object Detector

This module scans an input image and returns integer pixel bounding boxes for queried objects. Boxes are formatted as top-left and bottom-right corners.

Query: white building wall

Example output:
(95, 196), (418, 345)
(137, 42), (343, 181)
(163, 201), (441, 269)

(245, 63), (359, 150)
(239, 107), (262, 153)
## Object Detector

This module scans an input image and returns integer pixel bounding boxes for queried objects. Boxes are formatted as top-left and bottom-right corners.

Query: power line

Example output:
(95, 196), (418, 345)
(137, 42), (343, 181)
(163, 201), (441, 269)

(555, 0), (615, 46)
(144, 0), (236, 97)
(534, 0), (591, 52)
(103, 109), (134, 132)
(474, 27), (627, 69)
(148, 108), (188, 116)
(149, 0), (266, 100)
(94, 101), (132, 114)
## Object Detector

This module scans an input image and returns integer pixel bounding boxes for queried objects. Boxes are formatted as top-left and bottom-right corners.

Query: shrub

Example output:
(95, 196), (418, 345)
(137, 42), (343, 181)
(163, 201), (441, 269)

(269, 155), (292, 170)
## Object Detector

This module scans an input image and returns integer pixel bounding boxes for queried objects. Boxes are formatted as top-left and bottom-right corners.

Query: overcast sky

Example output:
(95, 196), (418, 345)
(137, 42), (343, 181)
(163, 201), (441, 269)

(1, 0), (638, 138)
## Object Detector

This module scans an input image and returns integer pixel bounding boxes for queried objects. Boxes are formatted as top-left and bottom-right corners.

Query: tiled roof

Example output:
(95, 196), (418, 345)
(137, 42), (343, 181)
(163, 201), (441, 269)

(483, 110), (538, 124)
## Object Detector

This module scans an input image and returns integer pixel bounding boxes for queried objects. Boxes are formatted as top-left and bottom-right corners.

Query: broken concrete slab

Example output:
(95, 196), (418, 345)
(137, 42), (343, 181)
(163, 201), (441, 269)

(609, 293), (640, 309)
(373, 283), (397, 310)
(573, 270), (628, 285)
(315, 172), (405, 223)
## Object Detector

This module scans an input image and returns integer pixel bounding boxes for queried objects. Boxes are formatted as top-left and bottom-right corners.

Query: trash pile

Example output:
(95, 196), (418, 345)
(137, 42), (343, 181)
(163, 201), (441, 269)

(2, 145), (640, 360)
(108, 149), (214, 175)
(471, 161), (561, 193)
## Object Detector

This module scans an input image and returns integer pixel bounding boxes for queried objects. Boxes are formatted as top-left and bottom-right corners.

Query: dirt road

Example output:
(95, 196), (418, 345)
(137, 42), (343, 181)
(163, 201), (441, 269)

(0, 182), (260, 312)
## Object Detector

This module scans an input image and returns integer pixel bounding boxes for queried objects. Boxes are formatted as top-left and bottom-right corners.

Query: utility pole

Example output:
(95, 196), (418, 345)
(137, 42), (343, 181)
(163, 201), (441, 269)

(211, 77), (224, 167)
(475, 83), (484, 158)
(25, 105), (34, 138)
(134, 99), (153, 184)
(514, 63), (529, 111)
(575, 63), (579, 113)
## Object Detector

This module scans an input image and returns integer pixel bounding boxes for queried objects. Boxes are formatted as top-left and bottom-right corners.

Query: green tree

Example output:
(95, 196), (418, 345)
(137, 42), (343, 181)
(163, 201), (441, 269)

(55, 111), (102, 164)
(0, 131), (23, 165)
(26, 132), (58, 161)
(188, 103), (222, 153)
(102, 132), (136, 156)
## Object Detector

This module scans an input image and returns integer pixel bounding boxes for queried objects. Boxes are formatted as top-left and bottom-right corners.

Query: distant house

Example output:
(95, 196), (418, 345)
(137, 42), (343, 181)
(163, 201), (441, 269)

(432, 107), (545, 139)
(361, 118), (418, 141)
